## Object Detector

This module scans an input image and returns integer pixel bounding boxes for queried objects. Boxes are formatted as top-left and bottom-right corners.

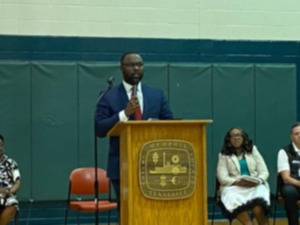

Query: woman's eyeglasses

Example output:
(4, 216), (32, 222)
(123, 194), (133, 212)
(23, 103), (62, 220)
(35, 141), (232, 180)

(230, 133), (242, 138)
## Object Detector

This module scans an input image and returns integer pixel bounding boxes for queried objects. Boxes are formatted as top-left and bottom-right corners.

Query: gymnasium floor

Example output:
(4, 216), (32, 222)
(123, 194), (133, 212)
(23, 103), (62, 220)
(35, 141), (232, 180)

(14, 199), (289, 225)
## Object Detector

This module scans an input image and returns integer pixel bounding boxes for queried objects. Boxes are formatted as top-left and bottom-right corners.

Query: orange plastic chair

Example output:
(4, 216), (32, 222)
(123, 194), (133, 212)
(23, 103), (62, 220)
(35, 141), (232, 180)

(64, 168), (117, 225)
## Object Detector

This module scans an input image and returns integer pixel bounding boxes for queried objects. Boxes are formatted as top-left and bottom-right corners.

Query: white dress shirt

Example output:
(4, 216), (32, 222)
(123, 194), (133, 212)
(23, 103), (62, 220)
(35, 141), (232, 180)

(118, 80), (143, 121)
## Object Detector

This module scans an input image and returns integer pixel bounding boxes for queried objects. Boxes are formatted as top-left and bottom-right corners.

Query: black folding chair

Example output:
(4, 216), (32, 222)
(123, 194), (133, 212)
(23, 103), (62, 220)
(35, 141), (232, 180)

(272, 174), (287, 225)
(211, 178), (233, 225)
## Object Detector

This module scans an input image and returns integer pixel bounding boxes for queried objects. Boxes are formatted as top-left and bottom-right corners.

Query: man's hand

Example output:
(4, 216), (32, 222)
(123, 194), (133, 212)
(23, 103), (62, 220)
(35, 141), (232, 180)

(124, 96), (140, 117)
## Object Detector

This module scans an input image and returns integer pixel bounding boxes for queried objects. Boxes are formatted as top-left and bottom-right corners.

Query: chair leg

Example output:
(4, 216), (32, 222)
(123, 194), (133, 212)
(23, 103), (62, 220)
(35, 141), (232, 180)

(273, 203), (277, 225)
(108, 210), (111, 225)
(14, 211), (19, 225)
(77, 211), (80, 225)
(211, 202), (216, 225)
(64, 209), (69, 225)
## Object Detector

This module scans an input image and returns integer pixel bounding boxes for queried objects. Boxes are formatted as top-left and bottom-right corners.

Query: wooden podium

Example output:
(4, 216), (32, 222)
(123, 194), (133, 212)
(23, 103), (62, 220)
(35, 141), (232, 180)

(108, 120), (212, 225)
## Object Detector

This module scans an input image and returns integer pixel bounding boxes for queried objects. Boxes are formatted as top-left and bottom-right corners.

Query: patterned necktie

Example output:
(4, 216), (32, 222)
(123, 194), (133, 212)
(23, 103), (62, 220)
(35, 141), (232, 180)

(131, 87), (142, 120)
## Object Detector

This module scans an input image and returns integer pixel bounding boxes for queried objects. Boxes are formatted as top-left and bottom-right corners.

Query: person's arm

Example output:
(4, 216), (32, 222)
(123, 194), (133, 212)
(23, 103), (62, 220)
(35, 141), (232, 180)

(6, 179), (20, 196)
(216, 153), (237, 186)
(95, 95), (120, 137)
(158, 90), (173, 120)
(0, 164), (21, 197)
(217, 153), (257, 187)
(95, 86), (140, 137)
(280, 170), (300, 187)
(252, 146), (269, 182)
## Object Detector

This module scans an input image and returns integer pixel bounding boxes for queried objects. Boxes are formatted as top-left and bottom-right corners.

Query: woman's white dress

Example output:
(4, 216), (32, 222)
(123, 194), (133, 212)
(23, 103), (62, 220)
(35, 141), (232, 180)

(217, 146), (270, 217)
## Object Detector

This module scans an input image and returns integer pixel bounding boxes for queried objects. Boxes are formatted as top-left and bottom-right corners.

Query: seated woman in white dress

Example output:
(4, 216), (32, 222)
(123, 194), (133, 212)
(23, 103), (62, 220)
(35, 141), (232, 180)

(217, 127), (270, 225)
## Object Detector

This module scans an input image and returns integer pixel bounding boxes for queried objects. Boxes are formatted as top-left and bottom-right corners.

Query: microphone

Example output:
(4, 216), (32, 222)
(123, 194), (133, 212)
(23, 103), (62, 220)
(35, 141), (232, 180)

(107, 76), (115, 89)
(95, 76), (115, 108)
(132, 77), (140, 96)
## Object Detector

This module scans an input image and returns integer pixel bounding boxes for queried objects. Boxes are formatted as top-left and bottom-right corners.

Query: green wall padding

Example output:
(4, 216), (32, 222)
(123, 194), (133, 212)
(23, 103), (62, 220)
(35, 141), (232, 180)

(0, 61), (31, 200)
(78, 63), (120, 169)
(142, 63), (169, 93)
(169, 64), (213, 119)
(212, 64), (255, 174)
(0, 61), (296, 200)
(169, 64), (214, 188)
(255, 64), (297, 190)
(31, 62), (78, 200)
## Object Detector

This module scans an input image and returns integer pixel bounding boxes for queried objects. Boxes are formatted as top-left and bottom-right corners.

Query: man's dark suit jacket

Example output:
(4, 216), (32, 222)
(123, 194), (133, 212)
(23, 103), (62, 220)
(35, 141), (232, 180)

(95, 83), (173, 180)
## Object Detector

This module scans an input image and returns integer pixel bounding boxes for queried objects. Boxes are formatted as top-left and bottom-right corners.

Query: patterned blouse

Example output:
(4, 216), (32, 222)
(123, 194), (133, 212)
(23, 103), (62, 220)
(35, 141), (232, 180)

(0, 155), (20, 206)
(0, 155), (20, 187)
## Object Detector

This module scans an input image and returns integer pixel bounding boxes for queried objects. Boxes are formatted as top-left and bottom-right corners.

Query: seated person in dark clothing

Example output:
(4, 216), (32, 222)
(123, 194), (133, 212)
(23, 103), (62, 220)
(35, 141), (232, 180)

(277, 122), (300, 225)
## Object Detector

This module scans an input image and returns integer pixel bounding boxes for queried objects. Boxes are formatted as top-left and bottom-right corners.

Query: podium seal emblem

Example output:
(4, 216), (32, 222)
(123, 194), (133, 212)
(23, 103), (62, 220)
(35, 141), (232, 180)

(139, 139), (196, 200)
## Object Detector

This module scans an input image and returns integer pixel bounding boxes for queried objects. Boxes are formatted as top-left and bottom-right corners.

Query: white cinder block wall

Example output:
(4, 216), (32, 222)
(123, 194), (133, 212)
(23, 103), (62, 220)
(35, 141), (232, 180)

(0, 0), (300, 41)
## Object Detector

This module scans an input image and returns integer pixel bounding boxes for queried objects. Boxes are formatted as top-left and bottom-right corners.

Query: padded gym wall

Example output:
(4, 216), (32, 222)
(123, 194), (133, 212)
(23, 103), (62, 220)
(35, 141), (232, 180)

(0, 61), (296, 200)
(0, 61), (31, 200)
(255, 64), (296, 189)
(168, 63), (296, 195)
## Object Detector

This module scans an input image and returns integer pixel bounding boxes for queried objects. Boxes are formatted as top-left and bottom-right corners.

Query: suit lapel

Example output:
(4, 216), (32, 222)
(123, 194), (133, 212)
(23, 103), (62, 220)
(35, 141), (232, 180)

(230, 155), (241, 173)
(141, 84), (148, 120)
(119, 83), (149, 120)
(118, 83), (130, 108)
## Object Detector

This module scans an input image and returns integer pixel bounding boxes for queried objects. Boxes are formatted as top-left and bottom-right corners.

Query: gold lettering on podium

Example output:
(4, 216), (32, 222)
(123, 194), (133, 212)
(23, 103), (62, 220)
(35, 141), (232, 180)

(139, 139), (196, 200)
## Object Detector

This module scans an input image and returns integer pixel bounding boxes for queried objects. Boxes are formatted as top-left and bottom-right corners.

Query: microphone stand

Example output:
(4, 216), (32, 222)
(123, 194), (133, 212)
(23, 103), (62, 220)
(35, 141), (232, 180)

(94, 78), (114, 225)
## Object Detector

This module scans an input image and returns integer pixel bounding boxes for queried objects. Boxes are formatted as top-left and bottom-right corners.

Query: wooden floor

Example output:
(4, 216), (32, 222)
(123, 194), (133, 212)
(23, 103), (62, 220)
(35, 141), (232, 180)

(104, 220), (289, 225)
(210, 218), (287, 225)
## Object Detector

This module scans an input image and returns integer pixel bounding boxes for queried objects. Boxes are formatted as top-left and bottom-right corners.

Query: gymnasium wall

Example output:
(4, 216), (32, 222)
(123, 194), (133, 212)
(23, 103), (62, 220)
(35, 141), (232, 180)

(0, 61), (295, 200)
(0, 0), (299, 202)
(1, 1), (300, 40)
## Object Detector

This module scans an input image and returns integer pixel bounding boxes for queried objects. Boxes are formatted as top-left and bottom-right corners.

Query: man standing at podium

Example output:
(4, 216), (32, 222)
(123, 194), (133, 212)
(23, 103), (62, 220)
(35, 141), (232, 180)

(95, 52), (173, 217)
